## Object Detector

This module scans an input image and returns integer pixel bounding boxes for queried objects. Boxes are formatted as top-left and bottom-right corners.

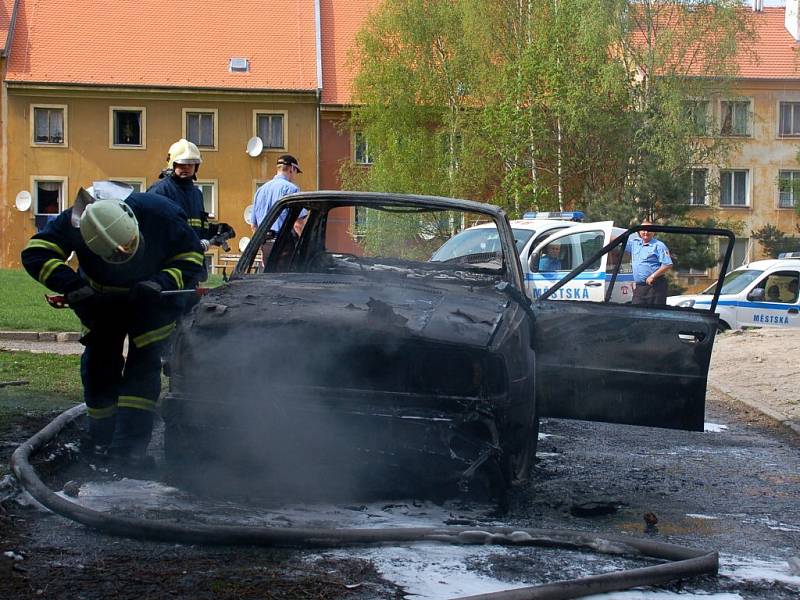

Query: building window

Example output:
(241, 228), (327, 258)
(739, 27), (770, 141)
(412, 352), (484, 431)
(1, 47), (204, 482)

(32, 105), (66, 145)
(684, 99), (709, 135)
(778, 170), (800, 208)
(254, 112), (285, 149)
(184, 109), (217, 149)
(195, 180), (217, 218)
(720, 100), (750, 136)
(354, 131), (373, 165)
(33, 178), (65, 215)
(688, 168), (708, 205)
(110, 107), (145, 147)
(719, 169), (748, 207)
(779, 102), (800, 137)
(720, 238), (749, 274)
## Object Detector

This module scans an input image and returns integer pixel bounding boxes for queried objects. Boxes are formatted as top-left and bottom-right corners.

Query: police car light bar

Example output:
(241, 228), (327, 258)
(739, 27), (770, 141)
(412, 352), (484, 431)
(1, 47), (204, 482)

(522, 211), (585, 222)
(777, 251), (800, 259)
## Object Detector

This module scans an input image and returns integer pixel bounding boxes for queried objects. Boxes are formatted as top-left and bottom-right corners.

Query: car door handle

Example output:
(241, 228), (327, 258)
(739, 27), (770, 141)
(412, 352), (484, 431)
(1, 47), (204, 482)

(584, 281), (602, 287)
(678, 331), (706, 344)
(789, 308), (799, 314)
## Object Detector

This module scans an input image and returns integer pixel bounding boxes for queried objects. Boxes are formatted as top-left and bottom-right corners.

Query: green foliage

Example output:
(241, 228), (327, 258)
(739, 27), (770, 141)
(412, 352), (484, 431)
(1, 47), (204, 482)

(345, 0), (753, 226)
(0, 269), (81, 331)
(752, 224), (800, 258)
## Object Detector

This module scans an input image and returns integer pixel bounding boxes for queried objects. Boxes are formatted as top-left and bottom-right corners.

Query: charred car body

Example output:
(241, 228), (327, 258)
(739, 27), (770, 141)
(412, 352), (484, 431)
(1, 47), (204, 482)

(162, 192), (732, 500)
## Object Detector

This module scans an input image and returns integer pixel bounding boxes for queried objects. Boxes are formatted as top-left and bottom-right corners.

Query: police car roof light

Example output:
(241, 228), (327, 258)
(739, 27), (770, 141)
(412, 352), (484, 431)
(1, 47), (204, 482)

(522, 210), (584, 222)
(777, 251), (800, 259)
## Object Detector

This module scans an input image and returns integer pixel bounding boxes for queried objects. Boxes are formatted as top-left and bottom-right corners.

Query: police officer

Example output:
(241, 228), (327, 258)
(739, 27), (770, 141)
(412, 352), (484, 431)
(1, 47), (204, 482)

(147, 139), (235, 270)
(626, 221), (673, 305)
(252, 154), (302, 267)
(21, 183), (205, 468)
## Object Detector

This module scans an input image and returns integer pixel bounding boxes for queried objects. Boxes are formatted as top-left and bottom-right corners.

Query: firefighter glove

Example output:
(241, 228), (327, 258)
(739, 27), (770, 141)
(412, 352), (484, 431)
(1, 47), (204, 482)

(131, 280), (163, 304)
(66, 286), (100, 326)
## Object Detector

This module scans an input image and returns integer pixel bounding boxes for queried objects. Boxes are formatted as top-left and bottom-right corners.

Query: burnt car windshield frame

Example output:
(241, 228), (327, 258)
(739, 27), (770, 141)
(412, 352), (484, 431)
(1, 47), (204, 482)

(233, 192), (524, 288)
(535, 224), (734, 314)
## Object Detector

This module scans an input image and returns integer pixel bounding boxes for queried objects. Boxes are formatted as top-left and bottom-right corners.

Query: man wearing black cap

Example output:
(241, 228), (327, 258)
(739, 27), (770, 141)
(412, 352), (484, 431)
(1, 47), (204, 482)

(251, 154), (302, 269)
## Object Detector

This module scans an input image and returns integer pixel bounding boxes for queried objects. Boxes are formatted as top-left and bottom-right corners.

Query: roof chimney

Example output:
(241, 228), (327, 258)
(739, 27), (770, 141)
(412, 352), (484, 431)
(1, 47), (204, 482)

(752, 0), (763, 11)
(787, 0), (800, 41)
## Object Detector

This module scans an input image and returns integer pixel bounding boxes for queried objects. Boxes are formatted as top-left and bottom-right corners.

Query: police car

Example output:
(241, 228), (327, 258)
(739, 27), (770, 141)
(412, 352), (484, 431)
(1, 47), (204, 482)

(431, 212), (635, 303)
(667, 254), (800, 330)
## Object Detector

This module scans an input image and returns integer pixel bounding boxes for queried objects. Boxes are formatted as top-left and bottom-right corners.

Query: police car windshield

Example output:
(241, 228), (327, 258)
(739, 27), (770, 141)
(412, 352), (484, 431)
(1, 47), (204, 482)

(431, 227), (533, 261)
(701, 268), (762, 295)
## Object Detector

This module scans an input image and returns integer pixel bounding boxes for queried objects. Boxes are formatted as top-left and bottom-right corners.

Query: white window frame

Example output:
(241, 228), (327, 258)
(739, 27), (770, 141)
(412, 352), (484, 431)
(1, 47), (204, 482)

(778, 101), (800, 137)
(720, 98), (752, 137)
(30, 104), (68, 147)
(778, 169), (800, 208)
(687, 168), (708, 206)
(195, 179), (218, 218)
(109, 106), (146, 149)
(252, 110), (288, 151)
(353, 130), (373, 165)
(182, 108), (218, 151)
(110, 177), (147, 193)
(719, 169), (750, 207)
(30, 176), (68, 216)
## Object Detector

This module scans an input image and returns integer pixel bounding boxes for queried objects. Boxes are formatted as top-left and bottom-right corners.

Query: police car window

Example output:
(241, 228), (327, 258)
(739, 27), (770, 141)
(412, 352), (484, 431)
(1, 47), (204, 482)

(430, 225), (500, 261)
(759, 272), (799, 303)
(701, 269), (761, 295)
(511, 228), (536, 254)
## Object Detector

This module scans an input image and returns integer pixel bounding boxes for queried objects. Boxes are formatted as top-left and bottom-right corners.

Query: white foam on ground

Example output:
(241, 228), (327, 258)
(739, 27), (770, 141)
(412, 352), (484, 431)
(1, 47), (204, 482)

(685, 514), (718, 520)
(703, 422), (728, 432)
(720, 554), (800, 588)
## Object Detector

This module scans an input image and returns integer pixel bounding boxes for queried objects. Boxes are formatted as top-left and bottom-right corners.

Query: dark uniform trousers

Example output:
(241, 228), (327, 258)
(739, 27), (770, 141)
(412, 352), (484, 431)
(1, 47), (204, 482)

(80, 297), (180, 453)
(632, 277), (667, 306)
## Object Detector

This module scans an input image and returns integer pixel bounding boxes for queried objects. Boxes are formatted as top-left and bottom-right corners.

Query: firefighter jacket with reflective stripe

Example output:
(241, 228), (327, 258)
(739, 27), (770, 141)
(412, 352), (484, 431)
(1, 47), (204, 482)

(21, 192), (205, 295)
(147, 174), (209, 239)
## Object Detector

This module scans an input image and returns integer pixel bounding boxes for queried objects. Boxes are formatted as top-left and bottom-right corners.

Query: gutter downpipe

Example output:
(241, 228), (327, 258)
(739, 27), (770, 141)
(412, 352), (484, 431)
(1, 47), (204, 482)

(314, 0), (322, 191)
(2, 0), (22, 266)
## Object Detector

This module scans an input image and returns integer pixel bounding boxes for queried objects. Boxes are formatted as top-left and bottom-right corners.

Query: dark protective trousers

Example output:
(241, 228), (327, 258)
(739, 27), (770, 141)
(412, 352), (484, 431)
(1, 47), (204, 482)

(78, 298), (179, 454)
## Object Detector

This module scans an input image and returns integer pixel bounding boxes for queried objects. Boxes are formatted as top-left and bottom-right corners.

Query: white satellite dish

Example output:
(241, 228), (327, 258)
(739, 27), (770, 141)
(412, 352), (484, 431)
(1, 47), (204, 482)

(238, 236), (251, 252)
(15, 191), (32, 212)
(246, 136), (263, 157)
(243, 204), (254, 225)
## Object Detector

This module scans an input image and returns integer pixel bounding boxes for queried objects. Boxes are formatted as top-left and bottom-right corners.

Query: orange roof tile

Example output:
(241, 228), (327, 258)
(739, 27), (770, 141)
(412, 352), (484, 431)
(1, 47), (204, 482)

(737, 7), (800, 79)
(320, 0), (381, 105)
(0, 0), (18, 54)
(5, 0), (319, 91)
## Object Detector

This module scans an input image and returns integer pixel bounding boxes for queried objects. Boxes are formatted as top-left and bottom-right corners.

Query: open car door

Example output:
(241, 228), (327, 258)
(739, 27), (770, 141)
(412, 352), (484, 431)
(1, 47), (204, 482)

(533, 224), (734, 431)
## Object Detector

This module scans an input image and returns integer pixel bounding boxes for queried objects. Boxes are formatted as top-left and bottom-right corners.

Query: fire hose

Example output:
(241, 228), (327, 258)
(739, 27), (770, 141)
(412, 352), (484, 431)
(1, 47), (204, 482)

(10, 404), (719, 600)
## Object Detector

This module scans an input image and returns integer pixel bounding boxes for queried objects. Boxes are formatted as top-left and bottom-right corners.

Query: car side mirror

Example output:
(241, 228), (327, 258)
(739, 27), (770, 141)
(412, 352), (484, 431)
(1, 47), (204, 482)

(528, 252), (541, 273)
(747, 288), (765, 302)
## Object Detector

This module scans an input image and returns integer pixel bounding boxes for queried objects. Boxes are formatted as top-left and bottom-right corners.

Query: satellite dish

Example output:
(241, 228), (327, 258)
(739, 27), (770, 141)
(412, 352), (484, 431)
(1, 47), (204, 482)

(15, 191), (32, 212)
(246, 136), (263, 157)
(243, 204), (254, 225)
(238, 236), (251, 253)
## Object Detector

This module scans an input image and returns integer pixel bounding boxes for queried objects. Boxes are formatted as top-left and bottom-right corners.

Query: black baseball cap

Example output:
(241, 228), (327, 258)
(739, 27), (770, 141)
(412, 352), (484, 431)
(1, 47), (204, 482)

(277, 154), (302, 173)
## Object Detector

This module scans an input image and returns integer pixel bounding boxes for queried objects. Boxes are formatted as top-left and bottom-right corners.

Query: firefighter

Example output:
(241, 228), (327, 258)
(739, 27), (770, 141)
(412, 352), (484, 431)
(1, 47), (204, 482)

(21, 182), (205, 469)
(147, 139), (235, 273)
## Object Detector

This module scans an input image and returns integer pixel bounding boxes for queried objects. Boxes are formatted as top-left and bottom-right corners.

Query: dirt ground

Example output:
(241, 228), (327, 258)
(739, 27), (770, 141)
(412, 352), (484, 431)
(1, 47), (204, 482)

(708, 328), (800, 425)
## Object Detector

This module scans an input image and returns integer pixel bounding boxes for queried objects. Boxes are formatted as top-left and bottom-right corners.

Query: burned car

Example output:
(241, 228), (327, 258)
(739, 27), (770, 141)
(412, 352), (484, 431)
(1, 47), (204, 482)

(162, 192), (731, 501)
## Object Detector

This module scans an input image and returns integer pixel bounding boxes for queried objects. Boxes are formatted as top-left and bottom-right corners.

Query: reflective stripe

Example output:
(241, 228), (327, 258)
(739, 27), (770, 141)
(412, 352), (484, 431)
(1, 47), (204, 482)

(38, 258), (65, 284)
(24, 239), (67, 259)
(85, 274), (129, 294)
(117, 396), (157, 412)
(162, 267), (183, 289)
(87, 405), (116, 419)
(188, 218), (203, 228)
(132, 321), (176, 348)
(169, 251), (204, 266)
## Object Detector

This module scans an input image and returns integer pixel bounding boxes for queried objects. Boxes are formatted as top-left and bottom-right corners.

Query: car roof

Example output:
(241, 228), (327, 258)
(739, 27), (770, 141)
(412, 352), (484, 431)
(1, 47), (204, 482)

(739, 258), (800, 271)
(464, 219), (580, 231)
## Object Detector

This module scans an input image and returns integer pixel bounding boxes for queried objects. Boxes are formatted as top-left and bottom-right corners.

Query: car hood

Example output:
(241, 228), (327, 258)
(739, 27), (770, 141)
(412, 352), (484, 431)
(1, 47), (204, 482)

(191, 273), (510, 348)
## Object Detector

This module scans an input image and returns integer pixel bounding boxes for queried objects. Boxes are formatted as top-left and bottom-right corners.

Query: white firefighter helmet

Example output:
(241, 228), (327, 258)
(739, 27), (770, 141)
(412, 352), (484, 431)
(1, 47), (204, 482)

(79, 199), (140, 264)
(167, 138), (202, 167)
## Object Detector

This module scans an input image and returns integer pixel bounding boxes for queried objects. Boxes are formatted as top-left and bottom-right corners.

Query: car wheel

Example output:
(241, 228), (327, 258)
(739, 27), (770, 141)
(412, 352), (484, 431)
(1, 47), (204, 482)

(503, 416), (539, 487)
(717, 320), (731, 333)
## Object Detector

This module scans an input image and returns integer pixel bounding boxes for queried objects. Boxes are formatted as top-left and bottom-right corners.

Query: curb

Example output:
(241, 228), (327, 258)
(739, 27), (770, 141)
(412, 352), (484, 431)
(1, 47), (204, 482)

(0, 331), (81, 343)
(709, 384), (800, 437)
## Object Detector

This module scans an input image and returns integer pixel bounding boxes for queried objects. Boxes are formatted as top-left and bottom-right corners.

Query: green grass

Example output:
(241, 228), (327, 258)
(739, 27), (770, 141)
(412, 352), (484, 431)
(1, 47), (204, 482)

(0, 269), (225, 332)
(0, 269), (81, 332)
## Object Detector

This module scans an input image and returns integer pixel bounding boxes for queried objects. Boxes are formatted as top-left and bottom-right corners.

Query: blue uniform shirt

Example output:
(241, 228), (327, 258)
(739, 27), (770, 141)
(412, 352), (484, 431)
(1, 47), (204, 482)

(252, 174), (300, 231)
(625, 234), (672, 283)
(538, 255), (562, 271)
